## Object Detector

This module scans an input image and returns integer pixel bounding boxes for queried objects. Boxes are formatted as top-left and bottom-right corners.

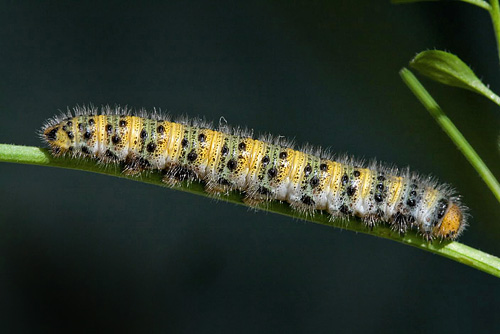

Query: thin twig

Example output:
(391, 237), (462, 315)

(1, 143), (499, 277)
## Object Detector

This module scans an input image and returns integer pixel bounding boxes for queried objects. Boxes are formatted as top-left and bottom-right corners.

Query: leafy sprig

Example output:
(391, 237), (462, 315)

(393, 0), (500, 202)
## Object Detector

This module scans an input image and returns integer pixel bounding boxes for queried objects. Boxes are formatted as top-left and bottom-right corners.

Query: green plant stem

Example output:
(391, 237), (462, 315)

(400, 68), (500, 203)
(490, 0), (500, 64)
(464, 0), (492, 10)
(1, 143), (500, 278)
(391, 0), (491, 11)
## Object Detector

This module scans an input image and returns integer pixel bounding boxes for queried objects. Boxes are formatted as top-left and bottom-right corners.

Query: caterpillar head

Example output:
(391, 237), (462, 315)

(433, 201), (466, 240)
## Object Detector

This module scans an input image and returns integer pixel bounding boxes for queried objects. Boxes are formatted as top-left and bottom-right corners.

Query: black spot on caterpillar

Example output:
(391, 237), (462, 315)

(41, 105), (468, 241)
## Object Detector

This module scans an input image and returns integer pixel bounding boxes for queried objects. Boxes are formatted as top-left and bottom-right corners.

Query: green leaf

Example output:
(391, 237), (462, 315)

(400, 68), (500, 204)
(410, 50), (500, 106)
(391, 0), (491, 11)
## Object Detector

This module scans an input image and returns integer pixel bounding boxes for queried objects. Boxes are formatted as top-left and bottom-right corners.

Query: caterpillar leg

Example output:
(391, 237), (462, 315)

(288, 201), (317, 216)
(390, 212), (409, 236)
(362, 214), (378, 230)
(205, 181), (236, 197)
(161, 166), (198, 187)
(241, 184), (275, 208)
(122, 156), (151, 176)
(204, 173), (239, 196)
(161, 173), (182, 187)
(242, 195), (265, 208)
(123, 164), (145, 176)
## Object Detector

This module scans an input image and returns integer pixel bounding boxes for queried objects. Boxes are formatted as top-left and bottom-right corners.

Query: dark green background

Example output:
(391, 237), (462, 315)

(1, 1), (500, 333)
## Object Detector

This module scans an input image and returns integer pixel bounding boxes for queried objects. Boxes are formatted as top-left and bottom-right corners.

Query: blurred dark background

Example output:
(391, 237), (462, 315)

(1, 1), (499, 333)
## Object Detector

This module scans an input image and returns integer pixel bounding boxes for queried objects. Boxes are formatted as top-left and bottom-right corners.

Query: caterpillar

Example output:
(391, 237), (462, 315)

(41, 105), (467, 241)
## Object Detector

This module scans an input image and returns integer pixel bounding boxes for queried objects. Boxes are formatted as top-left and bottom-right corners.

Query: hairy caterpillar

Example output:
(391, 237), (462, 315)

(41, 106), (467, 240)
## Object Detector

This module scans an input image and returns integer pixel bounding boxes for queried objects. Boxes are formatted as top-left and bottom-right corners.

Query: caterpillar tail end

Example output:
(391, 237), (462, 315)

(42, 124), (72, 155)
